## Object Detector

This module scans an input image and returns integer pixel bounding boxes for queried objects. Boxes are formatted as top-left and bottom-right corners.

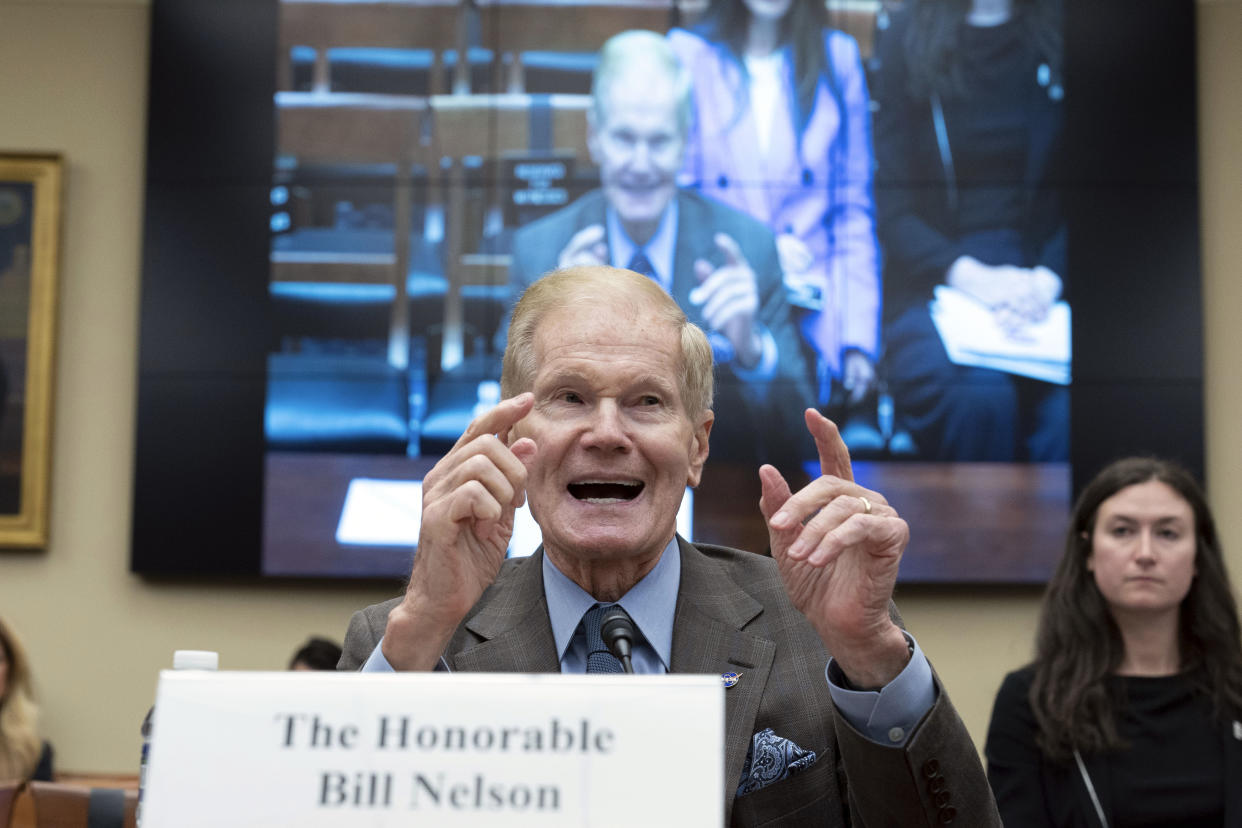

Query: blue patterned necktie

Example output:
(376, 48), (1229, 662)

(627, 250), (657, 282)
(581, 603), (626, 674)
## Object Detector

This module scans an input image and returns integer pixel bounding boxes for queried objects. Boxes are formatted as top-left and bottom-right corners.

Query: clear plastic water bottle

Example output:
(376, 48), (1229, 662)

(137, 650), (218, 826)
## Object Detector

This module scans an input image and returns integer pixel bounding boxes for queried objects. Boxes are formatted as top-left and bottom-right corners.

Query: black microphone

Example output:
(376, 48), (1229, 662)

(599, 606), (636, 674)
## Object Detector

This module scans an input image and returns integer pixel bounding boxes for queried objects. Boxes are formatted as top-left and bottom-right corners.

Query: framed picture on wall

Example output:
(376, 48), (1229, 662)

(0, 153), (63, 548)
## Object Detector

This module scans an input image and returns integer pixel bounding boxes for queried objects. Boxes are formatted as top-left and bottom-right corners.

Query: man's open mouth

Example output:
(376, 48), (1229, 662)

(567, 480), (644, 503)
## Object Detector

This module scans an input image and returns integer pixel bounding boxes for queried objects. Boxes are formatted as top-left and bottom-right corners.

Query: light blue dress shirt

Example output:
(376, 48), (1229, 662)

(606, 201), (678, 294)
(543, 537), (679, 674)
(362, 536), (934, 747)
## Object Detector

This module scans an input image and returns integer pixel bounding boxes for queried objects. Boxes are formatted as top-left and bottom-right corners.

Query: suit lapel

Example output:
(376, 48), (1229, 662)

(670, 192), (708, 327)
(579, 190), (608, 239)
(449, 551), (562, 673)
(573, 189), (610, 265)
(670, 538), (776, 811)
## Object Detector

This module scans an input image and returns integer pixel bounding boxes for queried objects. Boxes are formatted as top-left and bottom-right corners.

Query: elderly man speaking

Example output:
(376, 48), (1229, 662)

(342, 266), (998, 826)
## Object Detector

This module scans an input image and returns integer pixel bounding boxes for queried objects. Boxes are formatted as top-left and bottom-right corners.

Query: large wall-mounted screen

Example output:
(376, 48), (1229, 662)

(134, 0), (1204, 583)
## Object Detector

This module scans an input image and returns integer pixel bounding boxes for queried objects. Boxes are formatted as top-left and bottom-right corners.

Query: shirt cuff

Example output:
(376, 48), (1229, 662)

(728, 325), (778, 382)
(361, 638), (452, 672)
(362, 640), (396, 672)
(824, 632), (936, 747)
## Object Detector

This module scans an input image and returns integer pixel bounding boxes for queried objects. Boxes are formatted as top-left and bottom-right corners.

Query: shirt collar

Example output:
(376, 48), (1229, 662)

(606, 198), (678, 294)
(542, 536), (681, 671)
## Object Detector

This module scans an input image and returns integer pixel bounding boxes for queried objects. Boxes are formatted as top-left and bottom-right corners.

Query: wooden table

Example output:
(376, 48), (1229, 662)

(264, 452), (1068, 584)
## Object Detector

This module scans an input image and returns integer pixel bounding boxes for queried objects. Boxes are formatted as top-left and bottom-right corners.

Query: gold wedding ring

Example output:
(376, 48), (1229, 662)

(859, 496), (872, 515)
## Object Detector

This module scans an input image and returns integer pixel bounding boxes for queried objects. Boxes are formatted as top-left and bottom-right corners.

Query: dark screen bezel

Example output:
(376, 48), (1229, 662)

(132, 0), (1204, 580)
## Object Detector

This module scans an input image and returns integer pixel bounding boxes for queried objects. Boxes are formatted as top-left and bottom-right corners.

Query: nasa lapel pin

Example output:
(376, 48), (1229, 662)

(721, 671), (742, 688)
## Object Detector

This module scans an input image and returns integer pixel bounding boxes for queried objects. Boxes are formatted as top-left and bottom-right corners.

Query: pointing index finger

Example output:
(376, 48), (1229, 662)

(453, 392), (534, 451)
(806, 408), (853, 483)
(713, 232), (744, 265)
(571, 223), (606, 248)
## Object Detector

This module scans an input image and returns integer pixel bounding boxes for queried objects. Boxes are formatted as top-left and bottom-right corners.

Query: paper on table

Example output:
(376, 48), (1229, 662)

(929, 285), (1071, 385)
(334, 478), (544, 555)
(334, 479), (694, 555)
(335, 478), (422, 546)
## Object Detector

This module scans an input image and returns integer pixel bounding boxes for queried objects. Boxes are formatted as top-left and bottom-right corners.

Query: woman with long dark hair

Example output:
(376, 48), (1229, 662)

(985, 457), (1242, 825)
(668, 0), (880, 408)
(872, 0), (1067, 461)
(0, 615), (53, 782)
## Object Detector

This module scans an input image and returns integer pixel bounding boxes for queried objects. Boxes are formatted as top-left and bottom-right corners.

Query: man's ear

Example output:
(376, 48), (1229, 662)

(501, 420), (525, 447)
(686, 411), (713, 488)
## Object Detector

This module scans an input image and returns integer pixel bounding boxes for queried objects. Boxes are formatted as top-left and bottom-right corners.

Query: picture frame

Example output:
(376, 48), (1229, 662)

(0, 153), (63, 548)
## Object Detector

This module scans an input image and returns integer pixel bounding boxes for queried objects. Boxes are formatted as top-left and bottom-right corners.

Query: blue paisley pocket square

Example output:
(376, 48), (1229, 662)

(736, 728), (818, 797)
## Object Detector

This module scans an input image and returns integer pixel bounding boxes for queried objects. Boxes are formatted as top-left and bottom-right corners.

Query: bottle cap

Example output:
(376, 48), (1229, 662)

(172, 650), (219, 670)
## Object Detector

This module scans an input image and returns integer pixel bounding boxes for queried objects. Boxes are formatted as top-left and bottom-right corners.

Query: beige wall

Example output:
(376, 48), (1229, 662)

(0, 0), (1238, 774)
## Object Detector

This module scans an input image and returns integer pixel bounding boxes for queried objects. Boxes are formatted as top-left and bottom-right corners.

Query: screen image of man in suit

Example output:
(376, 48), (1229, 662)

(503, 30), (816, 474)
(341, 266), (999, 826)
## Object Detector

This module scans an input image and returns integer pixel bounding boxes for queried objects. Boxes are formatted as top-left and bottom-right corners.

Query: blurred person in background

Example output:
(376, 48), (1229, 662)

(872, 0), (1067, 461)
(0, 614), (52, 782)
(288, 636), (343, 671)
(668, 0), (880, 411)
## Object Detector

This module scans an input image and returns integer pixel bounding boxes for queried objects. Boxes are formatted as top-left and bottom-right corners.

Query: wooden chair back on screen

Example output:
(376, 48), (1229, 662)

(275, 91), (432, 369)
(473, 0), (676, 92)
(429, 92), (592, 369)
(278, 0), (470, 93)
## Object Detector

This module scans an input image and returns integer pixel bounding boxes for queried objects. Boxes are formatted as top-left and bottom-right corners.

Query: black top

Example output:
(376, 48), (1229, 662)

(872, 7), (1066, 318)
(986, 666), (1228, 827)
(1106, 673), (1224, 827)
(951, 19), (1035, 248)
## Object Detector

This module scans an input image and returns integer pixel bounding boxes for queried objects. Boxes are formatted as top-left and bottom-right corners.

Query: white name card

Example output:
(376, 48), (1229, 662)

(142, 671), (724, 827)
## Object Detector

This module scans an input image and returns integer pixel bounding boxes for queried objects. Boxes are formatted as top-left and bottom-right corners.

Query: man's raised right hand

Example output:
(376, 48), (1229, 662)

(382, 393), (538, 670)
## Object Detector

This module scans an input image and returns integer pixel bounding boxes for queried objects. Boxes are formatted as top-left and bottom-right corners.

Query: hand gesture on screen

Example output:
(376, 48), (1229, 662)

(691, 232), (762, 368)
(841, 350), (877, 405)
(557, 224), (609, 269)
(383, 394), (537, 670)
(1024, 265), (1063, 317)
(947, 256), (1062, 336)
(775, 232), (814, 279)
(760, 409), (911, 688)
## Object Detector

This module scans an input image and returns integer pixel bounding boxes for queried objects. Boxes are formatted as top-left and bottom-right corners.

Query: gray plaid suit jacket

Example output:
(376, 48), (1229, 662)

(341, 537), (1000, 826)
